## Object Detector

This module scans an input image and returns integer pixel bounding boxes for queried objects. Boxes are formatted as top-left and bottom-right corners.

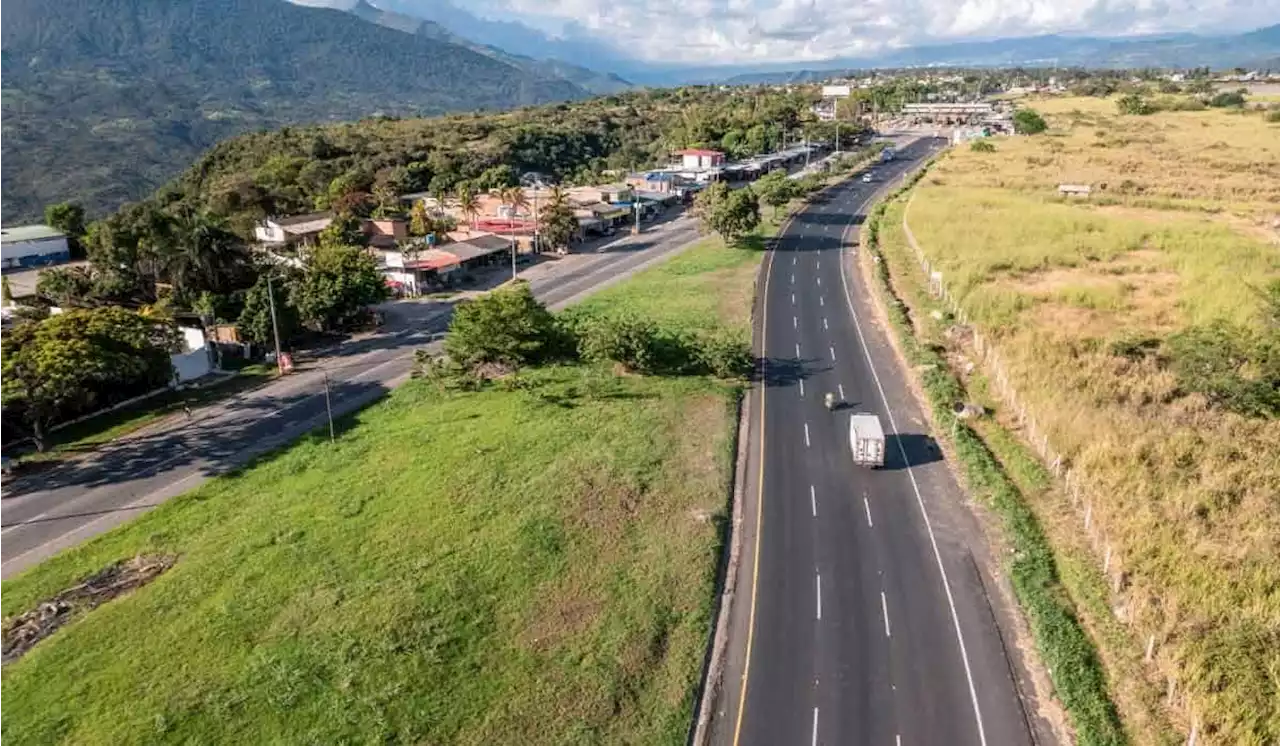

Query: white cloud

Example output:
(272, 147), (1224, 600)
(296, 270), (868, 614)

(460, 0), (1276, 63)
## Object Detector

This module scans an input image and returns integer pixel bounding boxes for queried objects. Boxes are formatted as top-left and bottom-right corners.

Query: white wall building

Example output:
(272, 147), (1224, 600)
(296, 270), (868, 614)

(1, 225), (70, 269)
(171, 326), (214, 383)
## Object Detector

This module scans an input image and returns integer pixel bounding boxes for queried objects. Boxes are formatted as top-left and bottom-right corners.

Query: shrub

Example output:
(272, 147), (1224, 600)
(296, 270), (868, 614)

(1013, 108), (1048, 135)
(693, 329), (752, 379)
(1116, 94), (1154, 116)
(1208, 91), (1246, 108)
(969, 139), (996, 153)
(445, 281), (560, 369)
(577, 313), (662, 373)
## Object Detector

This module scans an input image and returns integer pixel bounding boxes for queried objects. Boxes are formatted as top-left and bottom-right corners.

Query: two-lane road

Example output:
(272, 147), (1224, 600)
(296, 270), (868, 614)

(714, 139), (1044, 745)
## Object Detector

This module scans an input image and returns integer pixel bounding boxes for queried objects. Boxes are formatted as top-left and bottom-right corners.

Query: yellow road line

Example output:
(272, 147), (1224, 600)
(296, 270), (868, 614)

(731, 219), (780, 746)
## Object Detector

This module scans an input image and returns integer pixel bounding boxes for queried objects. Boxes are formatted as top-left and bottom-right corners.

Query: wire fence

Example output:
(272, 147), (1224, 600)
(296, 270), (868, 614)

(900, 194), (1200, 744)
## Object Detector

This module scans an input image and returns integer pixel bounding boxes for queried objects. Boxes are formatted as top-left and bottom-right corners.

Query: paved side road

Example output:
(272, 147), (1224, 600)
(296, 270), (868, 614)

(709, 140), (1053, 746)
(0, 215), (705, 578)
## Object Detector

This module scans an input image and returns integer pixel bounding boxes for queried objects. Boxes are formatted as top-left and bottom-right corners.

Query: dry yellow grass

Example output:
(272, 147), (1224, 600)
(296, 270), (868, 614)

(903, 98), (1280, 744)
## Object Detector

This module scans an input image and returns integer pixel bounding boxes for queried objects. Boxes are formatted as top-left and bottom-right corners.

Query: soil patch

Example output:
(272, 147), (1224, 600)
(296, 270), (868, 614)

(2, 554), (176, 664)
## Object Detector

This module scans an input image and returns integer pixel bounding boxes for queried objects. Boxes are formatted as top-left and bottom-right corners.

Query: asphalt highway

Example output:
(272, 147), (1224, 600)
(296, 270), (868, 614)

(0, 214), (706, 577)
(713, 139), (1040, 746)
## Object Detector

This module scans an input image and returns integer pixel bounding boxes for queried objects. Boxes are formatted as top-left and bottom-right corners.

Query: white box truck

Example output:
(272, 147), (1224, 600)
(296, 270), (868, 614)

(848, 413), (886, 468)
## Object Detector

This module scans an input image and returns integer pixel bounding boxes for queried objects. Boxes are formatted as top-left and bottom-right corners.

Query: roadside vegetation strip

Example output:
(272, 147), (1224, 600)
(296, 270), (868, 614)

(907, 97), (1280, 743)
(861, 177), (1126, 746)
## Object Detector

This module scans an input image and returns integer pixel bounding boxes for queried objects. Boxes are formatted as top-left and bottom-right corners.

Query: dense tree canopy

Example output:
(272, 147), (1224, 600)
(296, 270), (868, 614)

(696, 182), (761, 244)
(1, 307), (181, 449)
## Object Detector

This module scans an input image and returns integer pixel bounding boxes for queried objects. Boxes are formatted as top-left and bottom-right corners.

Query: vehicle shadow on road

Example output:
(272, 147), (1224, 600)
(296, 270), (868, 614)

(882, 432), (944, 470)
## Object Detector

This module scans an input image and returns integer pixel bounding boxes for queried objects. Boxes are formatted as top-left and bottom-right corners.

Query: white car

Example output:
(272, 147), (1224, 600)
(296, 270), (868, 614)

(862, 173), (874, 183)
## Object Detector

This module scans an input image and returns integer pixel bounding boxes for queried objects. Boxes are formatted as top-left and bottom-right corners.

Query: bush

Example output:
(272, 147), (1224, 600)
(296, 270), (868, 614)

(1012, 108), (1048, 135)
(1163, 321), (1280, 418)
(1208, 90), (1246, 108)
(693, 329), (752, 378)
(444, 281), (561, 369)
(577, 314), (663, 373)
(1116, 93), (1154, 116)
(969, 139), (996, 153)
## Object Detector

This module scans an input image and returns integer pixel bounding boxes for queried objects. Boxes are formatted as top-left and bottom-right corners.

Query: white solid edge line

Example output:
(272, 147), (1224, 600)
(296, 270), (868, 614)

(837, 186), (990, 746)
(864, 495), (874, 527)
(816, 574), (823, 620)
(881, 590), (891, 637)
(804, 423), (811, 448)
(810, 484), (817, 517)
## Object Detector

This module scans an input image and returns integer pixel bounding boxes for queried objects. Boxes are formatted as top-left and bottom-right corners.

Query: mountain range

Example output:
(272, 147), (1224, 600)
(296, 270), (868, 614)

(0, 0), (591, 223)
(300, 2), (1280, 84)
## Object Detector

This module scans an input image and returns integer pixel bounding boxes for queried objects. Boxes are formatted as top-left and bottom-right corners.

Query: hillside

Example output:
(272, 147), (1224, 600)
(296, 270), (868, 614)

(344, 0), (632, 95)
(0, 0), (587, 223)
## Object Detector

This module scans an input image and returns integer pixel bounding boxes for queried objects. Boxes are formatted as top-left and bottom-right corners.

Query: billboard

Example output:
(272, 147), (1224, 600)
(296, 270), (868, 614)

(821, 85), (851, 98)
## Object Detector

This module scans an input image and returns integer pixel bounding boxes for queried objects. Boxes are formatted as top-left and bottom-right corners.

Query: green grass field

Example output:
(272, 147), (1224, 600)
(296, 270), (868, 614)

(2, 228), (770, 743)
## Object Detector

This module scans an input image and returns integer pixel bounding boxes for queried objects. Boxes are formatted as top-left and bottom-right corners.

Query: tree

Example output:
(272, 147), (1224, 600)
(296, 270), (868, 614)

(476, 164), (517, 192)
(696, 183), (760, 244)
(1012, 108), (1048, 134)
(237, 271), (300, 346)
(753, 170), (797, 219)
(1, 307), (181, 451)
(457, 186), (481, 230)
(36, 265), (98, 307)
(444, 281), (559, 369)
(501, 186), (529, 229)
(410, 200), (431, 237)
(162, 211), (252, 303)
(540, 186), (578, 254)
(318, 213), (365, 247)
(371, 183), (402, 218)
(44, 202), (87, 241)
(290, 243), (388, 331)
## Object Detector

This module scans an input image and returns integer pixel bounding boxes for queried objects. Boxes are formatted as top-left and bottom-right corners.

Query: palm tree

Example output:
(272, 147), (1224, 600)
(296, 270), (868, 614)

(456, 186), (480, 231)
(501, 186), (529, 235)
(165, 211), (249, 302)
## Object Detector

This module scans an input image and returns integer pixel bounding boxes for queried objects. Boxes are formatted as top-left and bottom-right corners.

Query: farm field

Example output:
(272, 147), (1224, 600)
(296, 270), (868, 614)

(893, 96), (1279, 744)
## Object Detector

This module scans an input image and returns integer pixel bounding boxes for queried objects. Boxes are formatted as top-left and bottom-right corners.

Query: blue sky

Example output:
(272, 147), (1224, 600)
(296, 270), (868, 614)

(453, 0), (1277, 63)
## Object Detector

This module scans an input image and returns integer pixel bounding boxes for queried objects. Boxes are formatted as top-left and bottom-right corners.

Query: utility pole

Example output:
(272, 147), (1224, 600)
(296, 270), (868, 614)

(323, 372), (335, 442)
(633, 199), (641, 235)
(266, 273), (283, 375)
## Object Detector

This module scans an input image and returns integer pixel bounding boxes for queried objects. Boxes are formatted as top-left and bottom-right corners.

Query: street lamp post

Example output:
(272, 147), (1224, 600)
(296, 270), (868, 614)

(266, 273), (283, 375)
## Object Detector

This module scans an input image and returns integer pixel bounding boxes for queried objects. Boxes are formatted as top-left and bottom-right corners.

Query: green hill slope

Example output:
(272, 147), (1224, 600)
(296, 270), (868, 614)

(0, 0), (587, 223)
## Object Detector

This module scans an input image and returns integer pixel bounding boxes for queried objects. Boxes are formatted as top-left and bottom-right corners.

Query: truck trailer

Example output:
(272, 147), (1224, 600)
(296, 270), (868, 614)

(848, 413), (886, 468)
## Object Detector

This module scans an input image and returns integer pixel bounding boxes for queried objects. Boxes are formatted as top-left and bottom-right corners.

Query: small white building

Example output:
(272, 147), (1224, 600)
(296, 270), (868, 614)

(676, 149), (727, 170)
(254, 212), (333, 246)
(172, 326), (214, 383)
(1, 225), (70, 270)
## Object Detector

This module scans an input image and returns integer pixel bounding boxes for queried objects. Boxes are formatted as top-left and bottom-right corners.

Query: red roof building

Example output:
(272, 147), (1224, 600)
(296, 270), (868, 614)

(676, 149), (726, 169)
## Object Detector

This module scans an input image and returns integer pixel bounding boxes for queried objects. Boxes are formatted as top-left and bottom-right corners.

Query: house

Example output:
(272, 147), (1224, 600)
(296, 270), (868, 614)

(362, 217), (408, 249)
(1, 225), (70, 270)
(677, 149), (727, 170)
(375, 246), (461, 296)
(597, 183), (634, 204)
(254, 212), (334, 246)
